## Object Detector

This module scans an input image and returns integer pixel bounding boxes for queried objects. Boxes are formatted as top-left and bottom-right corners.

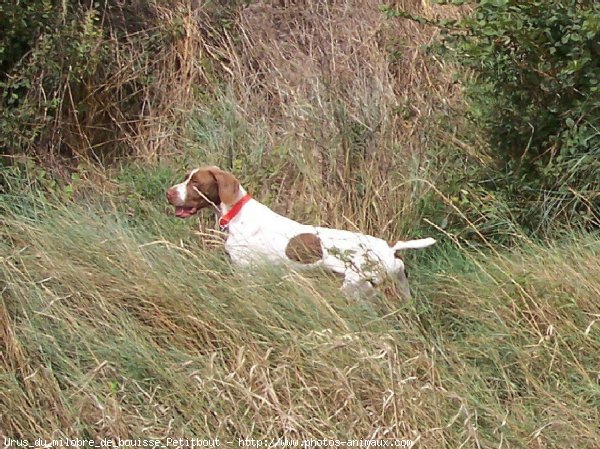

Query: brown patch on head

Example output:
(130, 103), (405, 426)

(285, 233), (323, 264)
(167, 166), (241, 214)
(204, 166), (241, 206)
(167, 167), (231, 219)
(166, 166), (242, 219)
(184, 168), (221, 210)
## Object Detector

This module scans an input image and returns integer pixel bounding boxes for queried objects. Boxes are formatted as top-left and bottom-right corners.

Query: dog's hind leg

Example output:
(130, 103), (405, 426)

(341, 271), (377, 299)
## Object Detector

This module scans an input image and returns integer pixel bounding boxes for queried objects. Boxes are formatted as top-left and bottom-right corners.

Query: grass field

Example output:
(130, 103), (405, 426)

(1, 168), (599, 447)
(1, 0), (599, 446)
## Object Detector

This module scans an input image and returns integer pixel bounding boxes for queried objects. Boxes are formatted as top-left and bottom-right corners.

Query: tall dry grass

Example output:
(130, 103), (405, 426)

(185, 0), (464, 238)
(0, 184), (598, 447)
(4, 0), (464, 239)
(2, 1), (222, 164)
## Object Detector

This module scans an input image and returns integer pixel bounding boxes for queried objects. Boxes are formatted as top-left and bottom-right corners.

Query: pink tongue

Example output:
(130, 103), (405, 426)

(175, 206), (196, 218)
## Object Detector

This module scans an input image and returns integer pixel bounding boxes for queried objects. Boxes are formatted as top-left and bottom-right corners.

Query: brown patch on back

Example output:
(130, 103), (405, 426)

(285, 233), (323, 264)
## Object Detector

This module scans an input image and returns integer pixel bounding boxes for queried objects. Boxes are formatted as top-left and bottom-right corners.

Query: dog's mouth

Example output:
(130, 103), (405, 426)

(174, 206), (198, 218)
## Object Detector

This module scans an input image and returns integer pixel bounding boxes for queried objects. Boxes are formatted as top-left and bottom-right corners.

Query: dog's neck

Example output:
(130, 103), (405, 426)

(219, 186), (248, 215)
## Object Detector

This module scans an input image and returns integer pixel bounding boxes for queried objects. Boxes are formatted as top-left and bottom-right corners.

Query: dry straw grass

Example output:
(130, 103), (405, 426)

(70, 3), (209, 163)
(1, 192), (598, 446)
(5, 1), (598, 446)
(8, 0), (462, 236)
(189, 0), (465, 236)
(7, 1), (213, 164)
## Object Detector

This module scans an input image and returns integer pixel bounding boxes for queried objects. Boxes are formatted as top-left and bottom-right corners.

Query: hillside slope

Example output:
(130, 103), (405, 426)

(1, 189), (599, 447)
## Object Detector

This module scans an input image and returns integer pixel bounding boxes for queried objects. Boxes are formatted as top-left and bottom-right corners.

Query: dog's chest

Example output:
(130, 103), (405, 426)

(222, 204), (307, 262)
(223, 231), (264, 265)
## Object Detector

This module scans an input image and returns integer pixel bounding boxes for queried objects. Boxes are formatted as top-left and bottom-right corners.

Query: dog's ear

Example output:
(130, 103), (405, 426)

(205, 166), (240, 206)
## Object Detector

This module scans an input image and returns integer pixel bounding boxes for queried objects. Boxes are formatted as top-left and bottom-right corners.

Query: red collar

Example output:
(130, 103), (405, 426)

(219, 194), (252, 229)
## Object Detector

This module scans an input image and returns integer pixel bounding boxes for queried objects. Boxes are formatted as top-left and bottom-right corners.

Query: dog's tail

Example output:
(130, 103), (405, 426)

(392, 237), (436, 251)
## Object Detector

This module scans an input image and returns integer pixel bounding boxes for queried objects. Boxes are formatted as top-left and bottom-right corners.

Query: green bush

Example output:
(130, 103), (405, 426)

(1, 2), (108, 155)
(449, 0), (600, 160)
(0, 1), (227, 161)
(0, 0), (50, 75)
(388, 0), (600, 236)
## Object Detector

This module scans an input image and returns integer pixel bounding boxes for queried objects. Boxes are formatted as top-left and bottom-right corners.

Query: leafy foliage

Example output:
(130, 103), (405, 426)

(0, 0), (51, 75)
(387, 0), (600, 236)
(0, 1), (233, 162)
(449, 1), (600, 163)
(1, 2), (106, 154)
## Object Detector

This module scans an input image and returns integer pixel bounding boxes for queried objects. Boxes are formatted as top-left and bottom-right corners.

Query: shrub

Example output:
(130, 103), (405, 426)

(387, 0), (600, 236)
(0, 1), (230, 163)
(449, 0), (600, 162)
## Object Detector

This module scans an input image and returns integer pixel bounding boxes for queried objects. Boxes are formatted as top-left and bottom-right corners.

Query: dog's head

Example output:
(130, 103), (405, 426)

(165, 166), (240, 218)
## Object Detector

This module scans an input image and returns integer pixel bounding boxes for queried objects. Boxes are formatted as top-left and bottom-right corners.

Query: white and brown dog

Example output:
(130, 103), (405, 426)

(166, 166), (435, 297)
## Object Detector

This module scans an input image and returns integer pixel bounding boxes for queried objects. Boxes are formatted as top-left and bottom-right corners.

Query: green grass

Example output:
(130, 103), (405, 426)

(1, 174), (598, 447)
(2, 0), (598, 444)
